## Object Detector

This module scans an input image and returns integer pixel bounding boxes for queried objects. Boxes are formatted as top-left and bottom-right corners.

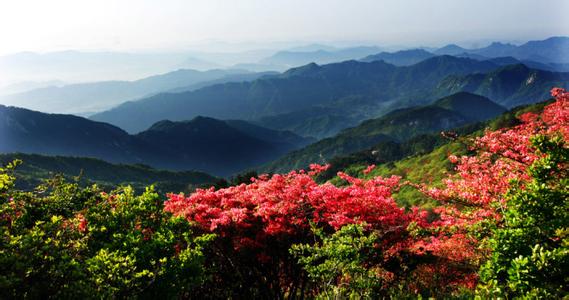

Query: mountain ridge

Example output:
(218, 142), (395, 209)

(91, 55), (503, 136)
(261, 92), (506, 173)
(0, 68), (259, 114)
(0, 105), (310, 176)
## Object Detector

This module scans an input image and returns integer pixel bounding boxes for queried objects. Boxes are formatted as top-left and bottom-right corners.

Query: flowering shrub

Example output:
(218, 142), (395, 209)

(418, 88), (569, 297)
(424, 88), (567, 209)
(165, 165), (408, 297)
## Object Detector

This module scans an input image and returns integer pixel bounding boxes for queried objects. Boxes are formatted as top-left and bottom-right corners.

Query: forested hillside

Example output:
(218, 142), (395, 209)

(2, 88), (566, 299)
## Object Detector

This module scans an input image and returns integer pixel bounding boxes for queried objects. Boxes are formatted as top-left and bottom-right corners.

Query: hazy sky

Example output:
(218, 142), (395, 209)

(0, 0), (568, 55)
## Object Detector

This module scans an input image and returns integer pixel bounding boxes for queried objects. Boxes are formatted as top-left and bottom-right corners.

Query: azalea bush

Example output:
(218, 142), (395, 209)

(165, 166), (408, 298)
(420, 88), (569, 298)
(165, 164), (483, 297)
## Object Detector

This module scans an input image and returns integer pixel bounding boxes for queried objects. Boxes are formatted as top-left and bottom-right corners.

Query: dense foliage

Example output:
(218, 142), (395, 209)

(0, 166), (213, 298)
(477, 135), (568, 298)
(421, 87), (568, 298)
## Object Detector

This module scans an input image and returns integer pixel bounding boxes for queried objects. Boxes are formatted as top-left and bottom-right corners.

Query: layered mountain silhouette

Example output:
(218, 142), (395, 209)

(91, 56), (502, 137)
(362, 50), (569, 73)
(91, 55), (566, 139)
(0, 105), (311, 176)
(259, 46), (382, 67)
(434, 37), (569, 64)
(0, 69), (265, 115)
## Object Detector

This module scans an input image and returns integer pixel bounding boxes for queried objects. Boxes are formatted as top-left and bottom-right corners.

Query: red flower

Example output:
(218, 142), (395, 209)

(77, 214), (88, 233)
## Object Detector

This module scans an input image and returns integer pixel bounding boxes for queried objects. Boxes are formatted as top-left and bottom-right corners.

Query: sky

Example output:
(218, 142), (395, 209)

(0, 0), (567, 55)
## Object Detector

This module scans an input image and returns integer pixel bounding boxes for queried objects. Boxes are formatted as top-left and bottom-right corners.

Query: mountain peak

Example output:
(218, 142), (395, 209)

(539, 36), (569, 43)
(434, 44), (467, 55)
(360, 49), (434, 65)
(496, 63), (531, 73)
(145, 116), (226, 133)
(282, 62), (321, 77)
(433, 92), (506, 122)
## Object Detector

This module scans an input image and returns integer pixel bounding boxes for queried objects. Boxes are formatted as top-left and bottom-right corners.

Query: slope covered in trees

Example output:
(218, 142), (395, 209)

(0, 153), (218, 194)
(1, 88), (566, 298)
(262, 92), (506, 173)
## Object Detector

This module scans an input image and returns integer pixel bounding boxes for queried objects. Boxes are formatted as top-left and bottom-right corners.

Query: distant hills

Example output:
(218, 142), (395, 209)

(484, 57), (569, 73)
(362, 50), (569, 73)
(91, 55), (566, 139)
(90, 56), (498, 136)
(0, 69), (266, 115)
(434, 36), (569, 64)
(0, 105), (143, 162)
(2, 36), (567, 179)
(261, 92), (506, 173)
(0, 80), (67, 96)
(360, 49), (435, 66)
(0, 105), (311, 176)
(260, 46), (382, 67)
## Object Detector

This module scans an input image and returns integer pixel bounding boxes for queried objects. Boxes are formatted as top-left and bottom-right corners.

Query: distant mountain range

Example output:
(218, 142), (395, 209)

(361, 49), (569, 72)
(434, 36), (569, 64)
(0, 80), (67, 96)
(91, 55), (567, 138)
(260, 46), (382, 67)
(360, 49), (435, 66)
(0, 69), (268, 115)
(0, 105), (312, 176)
(2, 36), (565, 117)
(255, 37), (569, 70)
(261, 92), (507, 173)
(0, 92), (507, 177)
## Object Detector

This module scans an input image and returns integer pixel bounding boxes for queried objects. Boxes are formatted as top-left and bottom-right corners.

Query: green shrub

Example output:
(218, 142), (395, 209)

(477, 135), (569, 299)
(0, 162), (213, 299)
